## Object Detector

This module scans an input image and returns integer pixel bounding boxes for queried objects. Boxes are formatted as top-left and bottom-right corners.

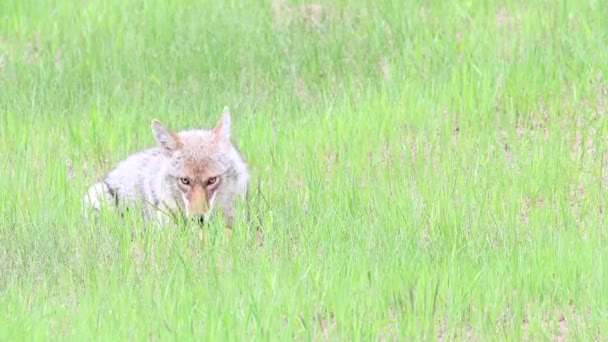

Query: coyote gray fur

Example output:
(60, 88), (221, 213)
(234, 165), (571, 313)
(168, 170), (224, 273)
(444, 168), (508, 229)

(84, 107), (249, 235)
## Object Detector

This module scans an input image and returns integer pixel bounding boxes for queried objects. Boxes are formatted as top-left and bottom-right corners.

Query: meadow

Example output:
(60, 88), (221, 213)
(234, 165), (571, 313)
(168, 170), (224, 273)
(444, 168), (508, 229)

(1, 0), (607, 340)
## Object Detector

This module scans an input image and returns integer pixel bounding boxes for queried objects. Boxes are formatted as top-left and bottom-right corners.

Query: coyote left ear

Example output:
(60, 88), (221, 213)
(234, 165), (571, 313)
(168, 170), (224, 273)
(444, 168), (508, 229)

(212, 106), (231, 142)
(152, 119), (182, 155)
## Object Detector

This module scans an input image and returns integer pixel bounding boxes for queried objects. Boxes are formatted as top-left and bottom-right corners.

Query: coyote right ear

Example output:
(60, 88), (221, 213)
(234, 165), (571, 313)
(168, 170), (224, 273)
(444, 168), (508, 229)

(212, 106), (231, 143)
(152, 120), (182, 155)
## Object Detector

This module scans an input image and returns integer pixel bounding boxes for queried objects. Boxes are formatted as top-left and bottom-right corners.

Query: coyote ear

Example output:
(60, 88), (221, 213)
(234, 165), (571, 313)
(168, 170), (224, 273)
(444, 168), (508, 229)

(212, 106), (231, 142)
(152, 120), (181, 154)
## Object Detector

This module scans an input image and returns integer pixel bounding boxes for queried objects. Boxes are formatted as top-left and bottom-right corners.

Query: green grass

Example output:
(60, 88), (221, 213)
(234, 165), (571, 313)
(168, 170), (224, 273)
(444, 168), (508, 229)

(1, 0), (608, 339)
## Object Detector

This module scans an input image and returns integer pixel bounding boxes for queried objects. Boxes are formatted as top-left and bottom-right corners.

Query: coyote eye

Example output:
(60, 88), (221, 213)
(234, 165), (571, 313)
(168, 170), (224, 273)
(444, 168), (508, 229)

(179, 178), (191, 186)
(206, 177), (218, 186)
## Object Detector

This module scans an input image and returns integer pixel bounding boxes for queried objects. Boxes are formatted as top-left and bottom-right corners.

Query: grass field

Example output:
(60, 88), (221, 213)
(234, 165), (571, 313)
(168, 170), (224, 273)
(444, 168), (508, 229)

(1, 0), (608, 340)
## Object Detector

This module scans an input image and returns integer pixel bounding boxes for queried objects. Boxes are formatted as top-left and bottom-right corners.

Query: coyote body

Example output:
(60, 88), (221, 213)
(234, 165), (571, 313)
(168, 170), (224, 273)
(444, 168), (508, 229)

(84, 108), (249, 232)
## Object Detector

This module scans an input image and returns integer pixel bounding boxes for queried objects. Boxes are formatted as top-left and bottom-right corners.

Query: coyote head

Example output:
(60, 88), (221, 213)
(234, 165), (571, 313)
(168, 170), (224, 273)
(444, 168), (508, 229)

(151, 107), (248, 225)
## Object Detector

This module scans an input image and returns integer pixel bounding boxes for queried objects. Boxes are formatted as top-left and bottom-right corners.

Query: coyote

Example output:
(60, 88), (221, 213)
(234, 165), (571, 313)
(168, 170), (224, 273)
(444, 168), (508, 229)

(84, 107), (249, 236)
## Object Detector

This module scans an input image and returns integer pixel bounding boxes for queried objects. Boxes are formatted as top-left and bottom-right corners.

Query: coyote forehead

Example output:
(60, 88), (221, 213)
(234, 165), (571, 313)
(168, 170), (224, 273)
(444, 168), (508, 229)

(172, 133), (237, 171)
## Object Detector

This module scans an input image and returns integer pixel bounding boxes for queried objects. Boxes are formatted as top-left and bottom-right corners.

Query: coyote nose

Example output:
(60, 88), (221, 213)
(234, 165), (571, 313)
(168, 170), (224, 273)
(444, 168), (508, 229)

(197, 215), (205, 225)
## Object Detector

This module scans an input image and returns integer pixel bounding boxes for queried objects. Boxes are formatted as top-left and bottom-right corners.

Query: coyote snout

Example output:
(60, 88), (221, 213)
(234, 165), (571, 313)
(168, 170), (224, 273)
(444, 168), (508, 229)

(180, 176), (217, 218)
(194, 215), (206, 226)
